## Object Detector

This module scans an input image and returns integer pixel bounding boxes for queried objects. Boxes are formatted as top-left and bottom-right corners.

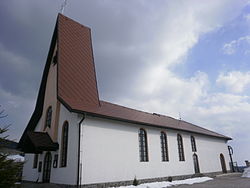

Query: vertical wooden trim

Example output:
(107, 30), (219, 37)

(53, 100), (61, 141)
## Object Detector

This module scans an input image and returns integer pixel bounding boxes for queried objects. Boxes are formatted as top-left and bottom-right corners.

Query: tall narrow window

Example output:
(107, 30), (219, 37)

(177, 134), (185, 161)
(60, 121), (69, 167)
(160, 132), (169, 161)
(139, 128), (148, 162)
(45, 106), (52, 129)
(191, 136), (197, 152)
(33, 154), (38, 168)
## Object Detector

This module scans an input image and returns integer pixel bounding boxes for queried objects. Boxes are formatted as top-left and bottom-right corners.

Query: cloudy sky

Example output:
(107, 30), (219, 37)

(1, 0), (250, 165)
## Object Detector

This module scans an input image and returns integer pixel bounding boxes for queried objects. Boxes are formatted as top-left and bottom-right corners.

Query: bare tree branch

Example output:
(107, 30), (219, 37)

(0, 107), (8, 119)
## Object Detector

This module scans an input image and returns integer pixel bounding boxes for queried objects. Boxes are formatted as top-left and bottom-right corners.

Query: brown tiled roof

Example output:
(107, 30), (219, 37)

(57, 14), (100, 109)
(90, 101), (231, 139)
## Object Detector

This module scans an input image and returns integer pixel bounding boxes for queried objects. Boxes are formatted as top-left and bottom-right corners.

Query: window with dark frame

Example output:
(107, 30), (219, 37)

(52, 51), (58, 65)
(38, 161), (42, 172)
(139, 128), (149, 162)
(177, 134), (185, 161)
(33, 154), (38, 168)
(191, 136), (197, 152)
(160, 132), (169, 162)
(53, 154), (58, 168)
(60, 121), (69, 167)
(45, 106), (52, 129)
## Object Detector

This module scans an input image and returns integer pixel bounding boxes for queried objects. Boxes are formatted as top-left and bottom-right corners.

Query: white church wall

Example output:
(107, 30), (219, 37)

(196, 135), (230, 173)
(22, 105), (80, 185)
(22, 154), (39, 182)
(49, 104), (79, 185)
(22, 118), (43, 182)
(80, 116), (230, 185)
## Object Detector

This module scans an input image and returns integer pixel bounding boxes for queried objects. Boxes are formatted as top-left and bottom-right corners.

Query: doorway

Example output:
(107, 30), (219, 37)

(193, 153), (200, 174)
(220, 153), (227, 173)
(43, 152), (52, 183)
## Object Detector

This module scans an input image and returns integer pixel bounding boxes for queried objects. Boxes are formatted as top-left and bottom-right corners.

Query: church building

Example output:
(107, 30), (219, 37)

(19, 14), (231, 187)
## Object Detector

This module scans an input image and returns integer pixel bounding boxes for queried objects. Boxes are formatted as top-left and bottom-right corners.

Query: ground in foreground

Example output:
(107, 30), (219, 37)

(175, 173), (250, 188)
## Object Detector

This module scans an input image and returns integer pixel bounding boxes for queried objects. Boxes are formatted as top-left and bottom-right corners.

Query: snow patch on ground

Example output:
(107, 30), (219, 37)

(110, 177), (213, 188)
(242, 167), (250, 178)
(7, 154), (25, 162)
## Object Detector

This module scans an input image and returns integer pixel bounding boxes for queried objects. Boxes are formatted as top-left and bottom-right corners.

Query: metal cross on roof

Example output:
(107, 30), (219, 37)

(60, 0), (68, 14)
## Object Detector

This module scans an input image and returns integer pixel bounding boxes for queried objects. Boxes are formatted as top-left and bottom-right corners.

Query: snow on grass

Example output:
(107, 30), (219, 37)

(242, 167), (250, 178)
(110, 177), (213, 188)
(7, 154), (25, 162)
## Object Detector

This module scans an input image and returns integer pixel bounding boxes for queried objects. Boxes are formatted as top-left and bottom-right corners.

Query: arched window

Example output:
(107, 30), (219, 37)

(177, 134), (185, 161)
(160, 132), (169, 161)
(193, 153), (200, 173)
(138, 128), (148, 162)
(60, 121), (69, 167)
(33, 154), (38, 168)
(191, 136), (197, 152)
(45, 106), (52, 129)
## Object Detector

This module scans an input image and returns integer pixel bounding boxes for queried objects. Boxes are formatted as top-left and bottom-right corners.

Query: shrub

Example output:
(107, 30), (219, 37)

(133, 176), (139, 186)
(0, 127), (23, 187)
(167, 176), (173, 182)
(0, 154), (23, 187)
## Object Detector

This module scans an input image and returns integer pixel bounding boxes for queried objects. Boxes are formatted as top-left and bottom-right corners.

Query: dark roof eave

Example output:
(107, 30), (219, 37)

(59, 100), (232, 141)
(18, 17), (59, 148)
(85, 111), (232, 141)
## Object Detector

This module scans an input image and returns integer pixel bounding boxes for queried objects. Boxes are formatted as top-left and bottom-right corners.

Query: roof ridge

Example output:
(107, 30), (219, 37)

(100, 100), (178, 120)
(99, 100), (231, 139)
(58, 13), (91, 29)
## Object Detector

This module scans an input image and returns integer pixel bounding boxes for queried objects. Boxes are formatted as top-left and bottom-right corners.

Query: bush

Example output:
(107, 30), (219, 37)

(133, 176), (139, 186)
(0, 154), (23, 187)
(167, 176), (173, 182)
(0, 127), (23, 187)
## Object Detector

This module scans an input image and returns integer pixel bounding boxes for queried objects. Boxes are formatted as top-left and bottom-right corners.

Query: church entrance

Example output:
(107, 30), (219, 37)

(193, 153), (200, 174)
(220, 153), (227, 173)
(43, 152), (52, 183)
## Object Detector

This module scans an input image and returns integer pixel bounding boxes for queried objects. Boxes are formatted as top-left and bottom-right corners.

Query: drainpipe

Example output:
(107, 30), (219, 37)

(77, 113), (85, 187)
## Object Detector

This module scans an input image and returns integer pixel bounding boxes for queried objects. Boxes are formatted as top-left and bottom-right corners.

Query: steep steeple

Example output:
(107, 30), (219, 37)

(19, 14), (100, 150)
(57, 14), (100, 111)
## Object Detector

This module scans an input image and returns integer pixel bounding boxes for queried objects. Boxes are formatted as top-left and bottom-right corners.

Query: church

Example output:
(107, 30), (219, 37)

(19, 14), (231, 187)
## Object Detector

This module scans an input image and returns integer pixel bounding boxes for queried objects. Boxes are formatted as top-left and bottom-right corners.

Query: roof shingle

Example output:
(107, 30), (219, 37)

(57, 14), (100, 110)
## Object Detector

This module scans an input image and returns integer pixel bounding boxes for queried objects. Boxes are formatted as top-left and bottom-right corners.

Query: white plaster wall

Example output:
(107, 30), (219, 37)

(22, 105), (80, 185)
(22, 154), (39, 181)
(49, 105), (79, 185)
(195, 134), (230, 173)
(22, 118), (43, 182)
(80, 116), (230, 185)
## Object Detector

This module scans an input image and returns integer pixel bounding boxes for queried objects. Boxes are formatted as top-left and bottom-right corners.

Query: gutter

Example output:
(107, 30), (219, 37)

(77, 113), (85, 187)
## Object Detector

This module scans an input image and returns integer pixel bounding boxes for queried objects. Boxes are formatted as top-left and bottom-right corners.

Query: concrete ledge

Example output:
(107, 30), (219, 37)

(79, 171), (225, 188)
(216, 172), (242, 177)
(22, 171), (227, 188)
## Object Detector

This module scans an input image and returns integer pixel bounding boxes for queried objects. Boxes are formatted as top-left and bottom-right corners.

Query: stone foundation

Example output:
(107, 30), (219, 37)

(22, 171), (226, 188)
(80, 171), (224, 188)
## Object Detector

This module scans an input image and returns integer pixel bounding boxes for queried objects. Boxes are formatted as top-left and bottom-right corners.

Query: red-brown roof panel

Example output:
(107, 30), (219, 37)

(57, 14), (100, 109)
(93, 101), (230, 140)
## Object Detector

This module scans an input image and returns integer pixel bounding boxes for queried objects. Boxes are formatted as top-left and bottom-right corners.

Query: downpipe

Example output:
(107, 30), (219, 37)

(77, 113), (85, 187)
